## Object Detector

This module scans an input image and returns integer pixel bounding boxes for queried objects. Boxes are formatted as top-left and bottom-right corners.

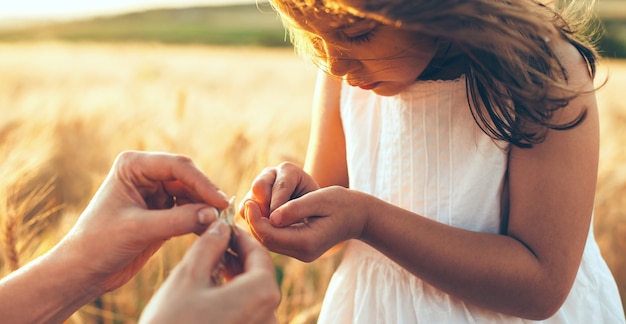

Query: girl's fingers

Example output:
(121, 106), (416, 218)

(269, 192), (327, 227)
(269, 163), (303, 212)
(249, 168), (278, 215)
(243, 201), (269, 241)
(246, 201), (310, 257)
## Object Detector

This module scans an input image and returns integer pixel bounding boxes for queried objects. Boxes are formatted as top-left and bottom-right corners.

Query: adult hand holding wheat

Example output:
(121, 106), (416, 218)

(63, 150), (230, 292)
(139, 222), (280, 324)
(0, 150), (231, 323)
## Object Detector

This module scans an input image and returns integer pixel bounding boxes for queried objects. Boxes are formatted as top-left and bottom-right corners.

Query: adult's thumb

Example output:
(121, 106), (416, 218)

(179, 221), (231, 281)
(140, 204), (218, 240)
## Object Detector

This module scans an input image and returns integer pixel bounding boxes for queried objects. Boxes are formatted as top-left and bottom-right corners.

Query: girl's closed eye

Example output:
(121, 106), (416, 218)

(346, 30), (375, 45)
(343, 23), (379, 45)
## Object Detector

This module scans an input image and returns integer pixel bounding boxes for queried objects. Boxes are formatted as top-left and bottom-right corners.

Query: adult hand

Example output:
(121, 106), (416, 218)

(139, 222), (280, 324)
(57, 150), (230, 294)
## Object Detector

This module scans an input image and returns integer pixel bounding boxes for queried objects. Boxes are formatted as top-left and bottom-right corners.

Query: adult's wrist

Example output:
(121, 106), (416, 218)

(0, 242), (103, 323)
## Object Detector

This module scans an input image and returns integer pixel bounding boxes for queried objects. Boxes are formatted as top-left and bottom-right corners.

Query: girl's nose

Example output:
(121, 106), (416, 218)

(327, 56), (358, 77)
(325, 46), (359, 77)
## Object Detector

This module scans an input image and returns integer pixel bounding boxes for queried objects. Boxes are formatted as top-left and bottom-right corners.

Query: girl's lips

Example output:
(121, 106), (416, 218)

(356, 82), (380, 90)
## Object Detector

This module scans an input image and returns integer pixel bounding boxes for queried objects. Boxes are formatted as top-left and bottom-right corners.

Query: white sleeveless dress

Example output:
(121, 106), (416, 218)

(317, 76), (625, 323)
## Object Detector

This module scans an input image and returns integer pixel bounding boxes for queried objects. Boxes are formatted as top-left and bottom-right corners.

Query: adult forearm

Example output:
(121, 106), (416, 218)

(0, 244), (101, 323)
(360, 197), (571, 320)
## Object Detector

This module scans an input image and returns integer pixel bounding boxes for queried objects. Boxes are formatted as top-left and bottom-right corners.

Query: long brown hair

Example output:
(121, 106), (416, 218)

(268, 0), (600, 148)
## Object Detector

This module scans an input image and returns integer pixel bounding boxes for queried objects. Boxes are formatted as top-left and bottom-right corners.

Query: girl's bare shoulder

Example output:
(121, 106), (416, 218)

(550, 36), (595, 86)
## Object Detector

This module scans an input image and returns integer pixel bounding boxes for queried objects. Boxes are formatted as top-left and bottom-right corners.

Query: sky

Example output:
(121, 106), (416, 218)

(0, 0), (259, 21)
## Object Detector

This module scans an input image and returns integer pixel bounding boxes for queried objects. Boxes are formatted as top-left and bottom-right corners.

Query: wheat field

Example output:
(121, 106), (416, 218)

(0, 42), (624, 323)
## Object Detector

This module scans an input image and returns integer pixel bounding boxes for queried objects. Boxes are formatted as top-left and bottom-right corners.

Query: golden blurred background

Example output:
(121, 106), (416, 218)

(0, 1), (625, 323)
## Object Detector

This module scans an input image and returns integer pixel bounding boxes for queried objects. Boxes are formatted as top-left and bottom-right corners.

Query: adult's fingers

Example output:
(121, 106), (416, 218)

(218, 226), (281, 316)
(231, 226), (275, 273)
(161, 180), (205, 204)
(114, 151), (229, 210)
(136, 204), (218, 240)
(178, 221), (231, 284)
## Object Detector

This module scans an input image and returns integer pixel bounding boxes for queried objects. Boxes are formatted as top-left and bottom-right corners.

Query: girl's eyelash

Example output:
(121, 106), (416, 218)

(344, 23), (378, 45)
(347, 31), (374, 45)
(345, 26), (377, 45)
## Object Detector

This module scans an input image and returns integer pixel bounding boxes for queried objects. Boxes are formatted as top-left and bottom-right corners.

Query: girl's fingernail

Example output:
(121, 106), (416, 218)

(208, 221), (227, 235)
(218, 190), (228, 199)
(270, 211), (282, 226)
(198, 207), (219, 225)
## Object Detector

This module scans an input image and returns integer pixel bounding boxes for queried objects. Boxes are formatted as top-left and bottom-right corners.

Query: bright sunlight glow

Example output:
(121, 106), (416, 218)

(0, 0), (258, 20)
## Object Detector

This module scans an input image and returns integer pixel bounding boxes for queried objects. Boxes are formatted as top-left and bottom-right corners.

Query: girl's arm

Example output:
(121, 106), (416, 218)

(304, 70), (349, 188)
(360, 38), (598, 319)
(239, 71), (347, 222)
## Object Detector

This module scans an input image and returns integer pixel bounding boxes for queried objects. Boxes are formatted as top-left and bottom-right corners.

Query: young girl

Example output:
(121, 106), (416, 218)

(240, 0), (626, 322)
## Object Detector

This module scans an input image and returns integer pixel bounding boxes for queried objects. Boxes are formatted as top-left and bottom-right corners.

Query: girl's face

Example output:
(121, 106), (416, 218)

(299, 14), (438, 96)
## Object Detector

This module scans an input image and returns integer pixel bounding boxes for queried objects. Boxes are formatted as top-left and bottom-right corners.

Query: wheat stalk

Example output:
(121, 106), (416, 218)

(0, 172), (60, 274)
(1, 209), (20, 272)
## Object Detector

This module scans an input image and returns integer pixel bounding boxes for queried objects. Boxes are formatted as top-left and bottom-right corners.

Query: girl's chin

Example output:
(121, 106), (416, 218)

(370, 82), (410, 96)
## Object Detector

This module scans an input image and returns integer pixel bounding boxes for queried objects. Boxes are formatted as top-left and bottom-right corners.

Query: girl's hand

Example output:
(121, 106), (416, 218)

(57, 150), (230, 294)
(243, 186), (369, 262)
(239, 161), (320, 219)
(139, 222), (280, 324)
